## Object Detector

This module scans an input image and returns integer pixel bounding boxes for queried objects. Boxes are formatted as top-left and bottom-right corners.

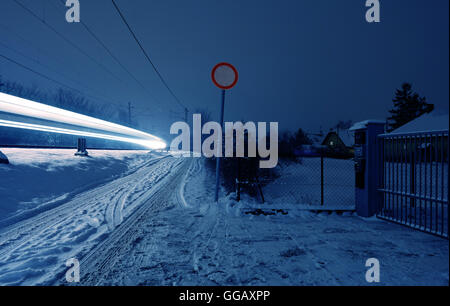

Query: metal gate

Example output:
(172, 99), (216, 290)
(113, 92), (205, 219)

(377, 130), (449, 238)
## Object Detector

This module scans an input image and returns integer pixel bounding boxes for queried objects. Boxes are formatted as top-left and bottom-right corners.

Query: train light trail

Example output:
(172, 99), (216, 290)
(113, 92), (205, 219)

(0, 92), (164, 141)
(0, 92), (166, 149)
(0, 119), (166, 149)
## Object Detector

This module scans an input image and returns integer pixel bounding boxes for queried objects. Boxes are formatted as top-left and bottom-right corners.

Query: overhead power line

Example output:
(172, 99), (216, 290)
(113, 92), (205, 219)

(111, 0), (188, 112)
(12, 0), (123, 84)
(79, 21), (166, 112)
(0, 53), (86, 96)
(0, 19), (167, 118)
(0, 40), (124, 108)
(53, 0), (154, 97)
(0, 52), (126, 110)
(49, 0), (172, 115)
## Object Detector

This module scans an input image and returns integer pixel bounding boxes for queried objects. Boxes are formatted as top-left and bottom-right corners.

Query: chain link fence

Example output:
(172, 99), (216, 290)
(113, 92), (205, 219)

(257, 156), (355, 210)
(217, 151), (355, 210)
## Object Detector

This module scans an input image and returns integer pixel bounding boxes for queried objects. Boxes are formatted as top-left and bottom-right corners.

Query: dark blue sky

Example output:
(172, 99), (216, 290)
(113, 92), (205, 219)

(0, 0), (448, 137)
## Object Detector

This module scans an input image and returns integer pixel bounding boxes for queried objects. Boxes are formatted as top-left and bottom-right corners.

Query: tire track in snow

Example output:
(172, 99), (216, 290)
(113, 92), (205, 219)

(110, 158), (182, 229)
(0, 156), (167, 259)
(0, 155), (178, 285)
(0, 155), (166, 245)
(68, 159), (191, 286)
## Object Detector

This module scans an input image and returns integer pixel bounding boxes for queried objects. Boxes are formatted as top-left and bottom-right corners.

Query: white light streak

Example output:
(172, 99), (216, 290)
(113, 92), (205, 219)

(0, 92), (164, 141)
(0, 119), (166, 149)
(0, 92), (166, 149)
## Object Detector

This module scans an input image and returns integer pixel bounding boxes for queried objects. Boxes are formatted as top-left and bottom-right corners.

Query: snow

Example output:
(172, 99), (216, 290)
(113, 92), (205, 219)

(391, 112), (449, 134)
(0, 152), (448, 286)
(0, 148), (156, 226)
(72, 158), (448, 286)
(0, 150), (183, 285)
(350, 120), (386, 131)
(337, 129), (355, 147)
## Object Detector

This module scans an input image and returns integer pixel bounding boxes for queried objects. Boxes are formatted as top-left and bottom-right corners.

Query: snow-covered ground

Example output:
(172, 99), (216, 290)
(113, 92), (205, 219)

(0, 148), (159, 227)
(74, 158), (449, 286)
(0, 149), (183, 285)
(0, 151), (448, 286)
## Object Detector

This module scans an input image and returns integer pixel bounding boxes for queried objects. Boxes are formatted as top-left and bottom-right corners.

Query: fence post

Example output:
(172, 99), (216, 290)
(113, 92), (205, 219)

(321, 155), (324, 206)
(410, 151), (415, 208)
(237, 158), (241, 202)
(75, 138), (88, 157)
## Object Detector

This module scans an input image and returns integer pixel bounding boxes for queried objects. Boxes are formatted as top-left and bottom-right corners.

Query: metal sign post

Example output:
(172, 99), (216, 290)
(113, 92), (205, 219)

(215, 89), (226, 202)
(211, 62), (239, 202)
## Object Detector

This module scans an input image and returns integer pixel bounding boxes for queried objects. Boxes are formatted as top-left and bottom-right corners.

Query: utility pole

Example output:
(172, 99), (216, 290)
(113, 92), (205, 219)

(128, 102), (133, 126)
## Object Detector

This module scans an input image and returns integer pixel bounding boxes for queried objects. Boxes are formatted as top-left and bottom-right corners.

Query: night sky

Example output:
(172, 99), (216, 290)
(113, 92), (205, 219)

(0, 0), (448, 138)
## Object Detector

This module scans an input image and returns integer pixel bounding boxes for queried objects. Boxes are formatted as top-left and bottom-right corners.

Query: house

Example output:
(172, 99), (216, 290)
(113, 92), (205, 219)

(321, 130), (354, 159)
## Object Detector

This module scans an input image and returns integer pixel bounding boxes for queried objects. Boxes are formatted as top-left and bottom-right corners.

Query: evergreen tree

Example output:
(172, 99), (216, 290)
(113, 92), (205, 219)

(388, 83), (434, 132)
(293, 128), (313, 147)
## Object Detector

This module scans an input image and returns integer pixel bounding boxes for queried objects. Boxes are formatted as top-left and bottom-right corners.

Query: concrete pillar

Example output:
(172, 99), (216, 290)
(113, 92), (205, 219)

(75, 138), (89, 157)
(352, 121), (385, 217)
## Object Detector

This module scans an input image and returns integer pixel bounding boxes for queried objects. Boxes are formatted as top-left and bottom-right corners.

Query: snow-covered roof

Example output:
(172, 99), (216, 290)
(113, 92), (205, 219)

(337, 130), (355, 147)
(391, 112), (449, 134)
(349, 120), (386, 131)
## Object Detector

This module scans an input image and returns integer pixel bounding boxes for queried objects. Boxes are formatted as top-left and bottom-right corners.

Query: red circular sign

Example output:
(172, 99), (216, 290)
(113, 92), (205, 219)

(211, 63), (238, 90)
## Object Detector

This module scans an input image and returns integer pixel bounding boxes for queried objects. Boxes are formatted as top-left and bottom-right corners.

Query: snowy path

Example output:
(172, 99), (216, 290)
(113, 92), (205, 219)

(69, 158), (448, 286)
(71, 159), (192, 286)
(0, 154), (187, 285)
